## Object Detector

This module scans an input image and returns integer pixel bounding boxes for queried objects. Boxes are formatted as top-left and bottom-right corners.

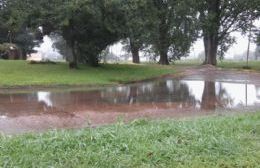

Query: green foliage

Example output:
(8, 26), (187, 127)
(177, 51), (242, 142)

(31, 0), (198, 66)
(195, 0), (260, 64)
(0, 113), (259, 167)
(0, 0), (42, 56)
(148, 0), (198, 64)
(120, 0), (156, 52)
(1, 0), (259, 66)
(29, 0), (125, 67)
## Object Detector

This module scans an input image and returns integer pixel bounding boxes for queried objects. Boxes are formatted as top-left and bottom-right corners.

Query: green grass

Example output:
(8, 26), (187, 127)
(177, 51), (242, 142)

(1, 60), (259, 87)
(0, 113), (259, 167)
(175, 59), (260, 71)
(218, 61), (260, 71)
(0, 60), (178, 87)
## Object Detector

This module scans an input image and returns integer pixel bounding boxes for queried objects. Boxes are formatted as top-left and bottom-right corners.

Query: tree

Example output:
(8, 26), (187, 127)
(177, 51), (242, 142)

(0, 0), (42, 58)
(29, 0), (124, 68)
(120, 0), (156, 64)
(148, 0), (198, 65)
(196, 0), (260, 65)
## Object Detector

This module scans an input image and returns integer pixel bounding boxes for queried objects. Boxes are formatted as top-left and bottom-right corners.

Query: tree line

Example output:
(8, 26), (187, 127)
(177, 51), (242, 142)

(0, 0), (259, 68)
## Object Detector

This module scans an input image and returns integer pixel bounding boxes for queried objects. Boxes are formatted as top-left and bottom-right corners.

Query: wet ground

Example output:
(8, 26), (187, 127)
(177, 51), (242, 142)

(1, 66), (260, 134)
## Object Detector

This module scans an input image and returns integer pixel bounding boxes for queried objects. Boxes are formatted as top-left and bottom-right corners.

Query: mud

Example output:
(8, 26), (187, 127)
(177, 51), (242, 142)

(0, 66), (260, 134)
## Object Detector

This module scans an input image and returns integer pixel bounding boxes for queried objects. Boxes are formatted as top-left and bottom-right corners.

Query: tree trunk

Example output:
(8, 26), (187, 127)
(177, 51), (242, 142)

(203, 0), (220, 66)
(128, 86), (138, 105)
(21, 50), (27, 60)
(89, 54), (99, 67)
(203, 34), (218, 65)
(158, 10), (170, 65)
(203, 35), (208, 64)
(130, 39), (140, 64)
(69, 41), (78, 69)
(159, 49), (169, 65)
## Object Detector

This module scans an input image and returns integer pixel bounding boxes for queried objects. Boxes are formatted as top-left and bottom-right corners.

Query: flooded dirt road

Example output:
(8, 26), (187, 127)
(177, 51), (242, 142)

(1, 66), (260, 134)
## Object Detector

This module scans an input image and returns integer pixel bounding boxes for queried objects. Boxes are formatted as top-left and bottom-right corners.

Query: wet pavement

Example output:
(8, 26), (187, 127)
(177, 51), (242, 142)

(0, 67), (260, 134)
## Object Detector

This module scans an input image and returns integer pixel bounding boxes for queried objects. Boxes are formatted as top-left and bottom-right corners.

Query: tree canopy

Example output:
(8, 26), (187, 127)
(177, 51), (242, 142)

(195, 0), (260, 65)
(0, 0), (259, 67)
(0, 0), (41, 58)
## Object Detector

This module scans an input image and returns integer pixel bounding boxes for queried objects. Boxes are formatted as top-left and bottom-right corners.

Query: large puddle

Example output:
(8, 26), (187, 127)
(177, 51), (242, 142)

(1, 77), (260, 134)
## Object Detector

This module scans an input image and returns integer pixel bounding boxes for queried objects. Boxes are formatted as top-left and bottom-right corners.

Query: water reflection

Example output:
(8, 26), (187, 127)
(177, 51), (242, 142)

(38, 92), (53, 107)
(100, 80), (197, 107)
(0, 79), (259, 118)
(98, 80), (260, 110)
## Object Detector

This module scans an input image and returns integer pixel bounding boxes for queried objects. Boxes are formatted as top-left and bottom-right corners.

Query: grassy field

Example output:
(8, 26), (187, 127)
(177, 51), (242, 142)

(1, 60), (259, 87)
(218, 61), (260, 71)
(0, 113), (259, 167)
(0, 60), (179, 87)
(175, 59), (260, 71)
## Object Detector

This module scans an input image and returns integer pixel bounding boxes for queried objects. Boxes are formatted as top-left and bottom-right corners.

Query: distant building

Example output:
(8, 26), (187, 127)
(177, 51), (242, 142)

(0, 43), (23, 60)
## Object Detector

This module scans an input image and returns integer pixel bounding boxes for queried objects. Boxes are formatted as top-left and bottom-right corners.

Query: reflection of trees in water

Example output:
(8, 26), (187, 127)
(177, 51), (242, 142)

(100, 80), (198, 108)
(1, 80), (252, 118)
(216, 83), (234, 108)
(0, 92), (74, 118)
(35, 83), (259, 111)
(36, 83), (260, 112)
(0, 93), (40, 117)
(46, 81), (235, 111)
(201, 81), (217, 110)
(201, 81), (233, 110)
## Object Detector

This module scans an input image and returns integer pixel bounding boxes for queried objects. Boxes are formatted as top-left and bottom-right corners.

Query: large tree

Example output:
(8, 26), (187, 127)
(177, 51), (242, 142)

(149, 0), (198, 65)
(24, 0), (124, 68)
(120, 0), (156, 64)
(196, 0), (260, 65)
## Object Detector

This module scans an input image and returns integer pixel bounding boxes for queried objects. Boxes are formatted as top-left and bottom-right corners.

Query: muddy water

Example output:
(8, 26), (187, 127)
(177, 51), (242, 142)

(0, 77), (260, 134)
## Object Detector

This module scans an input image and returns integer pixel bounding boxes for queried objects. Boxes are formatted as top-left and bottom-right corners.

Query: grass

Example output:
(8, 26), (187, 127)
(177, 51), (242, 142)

(0, 112), (259, 167)
(218, 61), (260, 71)
(0, 60), (178, 87)
(175, 59), (260, 71)
(1, 60), (259, 87)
